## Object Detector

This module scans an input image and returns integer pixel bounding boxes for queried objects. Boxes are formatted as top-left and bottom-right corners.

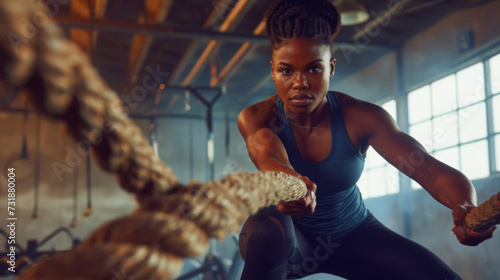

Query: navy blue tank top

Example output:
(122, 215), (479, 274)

(277, 92), (367, 239)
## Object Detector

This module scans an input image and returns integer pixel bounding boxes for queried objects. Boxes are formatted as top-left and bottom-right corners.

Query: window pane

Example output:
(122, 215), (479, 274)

(368, 167), (387, 198)
(366, 146), (385, 168)
(457, 62), (485, 108)
(385, 165), (400, 195)
(409, 120), (433, 152)
(382, 99), (397, 121)
(496, 135), (500, 172)
(493, 94), (500, 133)
(408, 85), (431, 124)
(432, 74), (457, 115)
(460, 140), (489, 180)
(490, 53), (500, 94)
(357, 171), (369, 198)
(458, 102), (487, 143)
(433, 112), (458, 150)
(434, 147), (460, 171)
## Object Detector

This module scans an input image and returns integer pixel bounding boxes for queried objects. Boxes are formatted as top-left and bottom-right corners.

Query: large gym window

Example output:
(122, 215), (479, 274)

(357, 99), (399, 199)
(359, 52), (500, 198)
(407, 55), (500, 188)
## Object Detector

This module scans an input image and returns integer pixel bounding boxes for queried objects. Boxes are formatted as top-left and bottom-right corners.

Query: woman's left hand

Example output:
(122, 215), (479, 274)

(452, 205), (497, 246)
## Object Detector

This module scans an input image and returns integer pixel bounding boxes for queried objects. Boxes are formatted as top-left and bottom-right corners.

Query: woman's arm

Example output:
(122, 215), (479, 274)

(237, 97), (316, 217)
(345, 97), (495, 245)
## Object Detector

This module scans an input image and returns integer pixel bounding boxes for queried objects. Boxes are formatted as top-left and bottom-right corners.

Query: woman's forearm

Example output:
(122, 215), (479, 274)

(423, 167), (477, 210)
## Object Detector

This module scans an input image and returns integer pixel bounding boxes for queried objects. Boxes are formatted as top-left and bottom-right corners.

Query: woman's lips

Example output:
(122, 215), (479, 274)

(289, 94), (313, 106)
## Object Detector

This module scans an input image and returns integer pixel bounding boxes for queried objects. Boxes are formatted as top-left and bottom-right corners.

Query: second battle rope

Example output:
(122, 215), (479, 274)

(466, 192), (500, 232)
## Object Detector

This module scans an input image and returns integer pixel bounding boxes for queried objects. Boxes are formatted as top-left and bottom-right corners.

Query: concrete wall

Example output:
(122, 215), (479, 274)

(403, 1), (500, 91)
(333, 51), (399, 104)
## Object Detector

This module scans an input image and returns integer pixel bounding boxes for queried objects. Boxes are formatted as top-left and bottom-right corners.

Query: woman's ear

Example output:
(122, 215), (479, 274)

(270, 60), (275, 81)
(330, 58), (336, 79)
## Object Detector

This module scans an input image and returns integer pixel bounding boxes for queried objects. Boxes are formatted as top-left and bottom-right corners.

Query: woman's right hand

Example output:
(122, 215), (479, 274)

(277, 176), (317, 217)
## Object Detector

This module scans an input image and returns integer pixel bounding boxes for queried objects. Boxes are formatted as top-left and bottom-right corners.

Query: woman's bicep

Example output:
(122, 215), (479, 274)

(246, 128), (293, 170)
(371, 129), (433, 181)
(364, 106), (436, 185)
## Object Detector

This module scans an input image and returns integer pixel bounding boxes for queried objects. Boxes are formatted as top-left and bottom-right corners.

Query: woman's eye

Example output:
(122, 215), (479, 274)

(281, 68), (292, 75)
(310, 67), (322, 73)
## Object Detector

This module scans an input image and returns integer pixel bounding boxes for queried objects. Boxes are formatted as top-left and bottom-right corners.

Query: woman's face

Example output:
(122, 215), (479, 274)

(271, 37), (335, 116)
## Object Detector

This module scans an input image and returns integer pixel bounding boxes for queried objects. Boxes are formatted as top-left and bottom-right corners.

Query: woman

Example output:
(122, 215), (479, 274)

(237, 0), (496, 279)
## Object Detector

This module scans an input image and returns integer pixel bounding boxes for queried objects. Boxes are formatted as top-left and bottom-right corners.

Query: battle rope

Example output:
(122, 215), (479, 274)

(466, 192), (500, 232)
(0, 1), (307, 279)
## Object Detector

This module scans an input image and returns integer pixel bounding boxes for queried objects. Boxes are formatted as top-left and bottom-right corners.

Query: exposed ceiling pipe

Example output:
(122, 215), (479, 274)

(54, 17), (268, 44)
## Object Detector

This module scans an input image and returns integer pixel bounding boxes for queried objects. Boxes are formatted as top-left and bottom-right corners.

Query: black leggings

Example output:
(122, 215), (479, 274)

(239, 206), (462, 280)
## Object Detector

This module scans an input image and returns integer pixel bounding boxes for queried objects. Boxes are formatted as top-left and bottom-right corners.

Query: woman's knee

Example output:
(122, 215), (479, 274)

(239, 208), (294, 263)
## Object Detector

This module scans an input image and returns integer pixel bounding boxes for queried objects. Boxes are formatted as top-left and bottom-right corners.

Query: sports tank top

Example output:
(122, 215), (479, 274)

(276, 92), (367, 239)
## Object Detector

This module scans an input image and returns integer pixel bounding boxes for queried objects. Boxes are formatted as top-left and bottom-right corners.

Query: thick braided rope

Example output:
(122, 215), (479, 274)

(17, 172), (306, 279)
(0, 0), (179, 195)
(466, 192), (500, 232)
(1, 1), (308, 279)
(17, 244), (183, 280)
(137, 171), (309, 239)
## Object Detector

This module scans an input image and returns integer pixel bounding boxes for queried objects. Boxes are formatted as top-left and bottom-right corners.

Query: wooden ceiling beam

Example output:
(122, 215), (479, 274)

(179, 0), (256, 87)
(211, 20), (265, 87)
(167, 0), (237, 85)
(70, 0), (108, 55)
(127, 0), (174, 84)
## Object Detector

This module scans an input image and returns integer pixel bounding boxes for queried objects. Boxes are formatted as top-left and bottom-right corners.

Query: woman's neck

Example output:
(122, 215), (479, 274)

(284, 95), (329, 130)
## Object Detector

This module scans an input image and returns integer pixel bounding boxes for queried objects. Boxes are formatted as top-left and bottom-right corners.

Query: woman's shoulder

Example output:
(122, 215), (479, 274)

(237, 94), (280, 132)
(330, 91), (398, 133)
(241, 95), (279, 116)
(331, 91), (388, 113)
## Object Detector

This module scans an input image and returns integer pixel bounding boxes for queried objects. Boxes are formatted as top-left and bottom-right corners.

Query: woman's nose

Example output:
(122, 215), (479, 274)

(292, 73), (309, 89)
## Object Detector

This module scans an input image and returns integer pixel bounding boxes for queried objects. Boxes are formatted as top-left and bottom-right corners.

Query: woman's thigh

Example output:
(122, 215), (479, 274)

(315, 214), (462, 280)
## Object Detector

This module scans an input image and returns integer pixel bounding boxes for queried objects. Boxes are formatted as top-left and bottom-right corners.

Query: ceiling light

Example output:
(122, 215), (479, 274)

(336, 0), (370, 26)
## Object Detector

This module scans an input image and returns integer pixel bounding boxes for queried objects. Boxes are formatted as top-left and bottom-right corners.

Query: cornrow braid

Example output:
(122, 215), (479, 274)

(265, 0), (341, 50)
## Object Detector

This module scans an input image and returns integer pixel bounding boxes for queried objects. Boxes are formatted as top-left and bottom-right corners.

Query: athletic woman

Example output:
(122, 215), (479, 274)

(237, 0), (496, 279)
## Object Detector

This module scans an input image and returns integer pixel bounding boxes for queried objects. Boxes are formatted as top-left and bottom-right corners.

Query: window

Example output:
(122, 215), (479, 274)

(358, 100), (399, 199)
(408, 61), (492, 185)
(491, 53), (500, 94)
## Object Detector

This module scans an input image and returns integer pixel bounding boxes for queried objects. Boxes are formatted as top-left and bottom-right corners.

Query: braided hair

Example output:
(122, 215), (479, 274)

(265, 0), (341, 51)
